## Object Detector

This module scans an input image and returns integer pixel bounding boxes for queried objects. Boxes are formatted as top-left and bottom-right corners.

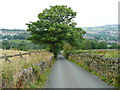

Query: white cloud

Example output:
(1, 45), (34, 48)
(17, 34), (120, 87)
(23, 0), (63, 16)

(0, 0), (119, 29)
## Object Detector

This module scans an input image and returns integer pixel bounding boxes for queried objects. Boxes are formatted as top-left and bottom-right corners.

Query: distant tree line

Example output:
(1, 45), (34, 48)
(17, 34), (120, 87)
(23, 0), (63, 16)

(1, 40), (44, 51)
(79, 39), (120, 50)
(1, 38), (119, 51)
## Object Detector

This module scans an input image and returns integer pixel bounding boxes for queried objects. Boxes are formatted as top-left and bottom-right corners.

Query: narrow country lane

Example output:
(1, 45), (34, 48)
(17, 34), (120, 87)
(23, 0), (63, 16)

(46, 54), (114, 88)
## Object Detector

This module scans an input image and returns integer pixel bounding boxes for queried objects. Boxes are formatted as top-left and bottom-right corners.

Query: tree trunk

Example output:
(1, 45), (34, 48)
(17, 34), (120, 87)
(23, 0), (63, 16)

(53, 52), (57, 59)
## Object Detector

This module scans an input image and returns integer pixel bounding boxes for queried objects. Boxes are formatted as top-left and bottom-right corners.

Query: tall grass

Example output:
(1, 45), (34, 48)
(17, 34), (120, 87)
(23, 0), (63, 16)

(0, 50), (53, 88)
(73, 49), (120, 58)
(0, 49), (27, 56)
(89, 49), (120, 58)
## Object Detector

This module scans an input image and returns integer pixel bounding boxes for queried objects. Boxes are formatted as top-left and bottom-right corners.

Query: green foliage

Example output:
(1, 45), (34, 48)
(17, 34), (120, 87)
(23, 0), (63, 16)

(63, 43), (74, 58)
(80, 39), (92, 50)
(79, 39), (108, 50)
(29, 60), (55, 88)
(26, 5), (85, 57)
(1, 40), (44, 51)
(2, 40), (12, 49)
(109, 43), (120, 49)
(97, 41), (107, 49)
(28, 68), (51, 88)
(63, 43), (73, 52)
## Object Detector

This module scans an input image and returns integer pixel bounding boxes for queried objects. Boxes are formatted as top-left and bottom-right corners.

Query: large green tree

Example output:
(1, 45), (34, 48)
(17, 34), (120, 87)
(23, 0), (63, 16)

(26, 5), (85, 58)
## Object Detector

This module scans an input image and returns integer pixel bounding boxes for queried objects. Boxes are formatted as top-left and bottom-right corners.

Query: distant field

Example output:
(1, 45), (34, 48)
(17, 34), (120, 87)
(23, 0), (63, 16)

(80, 49), (119, 58)
(0, 39), (31, 44)
(8, 39), (31, 43)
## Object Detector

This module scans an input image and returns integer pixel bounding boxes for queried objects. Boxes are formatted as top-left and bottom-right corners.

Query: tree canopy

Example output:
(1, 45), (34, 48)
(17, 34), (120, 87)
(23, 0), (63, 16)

(26, 5), (86, 57)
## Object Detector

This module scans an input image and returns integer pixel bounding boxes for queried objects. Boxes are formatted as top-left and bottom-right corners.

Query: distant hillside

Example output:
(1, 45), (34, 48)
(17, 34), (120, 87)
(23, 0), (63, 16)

(0, 29), (27, 36)
(0, 25), (119, 43)
(0, 29), (29, 41)
(82, 24), (118, 43)
(0, 29), (26, 31)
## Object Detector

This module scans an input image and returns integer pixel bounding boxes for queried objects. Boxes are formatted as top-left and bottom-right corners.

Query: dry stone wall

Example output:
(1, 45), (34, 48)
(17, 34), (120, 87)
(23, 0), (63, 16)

(68, 54), (120, 87)
(2, 56), (54, 88)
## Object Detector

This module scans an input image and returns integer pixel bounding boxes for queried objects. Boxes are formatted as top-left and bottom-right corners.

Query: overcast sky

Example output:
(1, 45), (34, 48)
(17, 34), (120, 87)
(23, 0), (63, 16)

(0, 0), (119, 29)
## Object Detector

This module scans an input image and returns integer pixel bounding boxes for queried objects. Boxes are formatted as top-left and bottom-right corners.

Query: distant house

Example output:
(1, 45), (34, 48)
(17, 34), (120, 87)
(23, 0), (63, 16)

(107, 45), (111, 47)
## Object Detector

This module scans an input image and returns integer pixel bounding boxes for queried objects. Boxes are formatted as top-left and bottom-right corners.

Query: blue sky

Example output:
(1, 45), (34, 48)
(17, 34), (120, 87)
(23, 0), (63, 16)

(0, 0), (119, 29)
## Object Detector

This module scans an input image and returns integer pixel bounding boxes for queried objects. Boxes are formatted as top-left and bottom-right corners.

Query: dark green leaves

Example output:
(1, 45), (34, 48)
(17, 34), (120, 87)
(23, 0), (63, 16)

(26, 5), (85, 57)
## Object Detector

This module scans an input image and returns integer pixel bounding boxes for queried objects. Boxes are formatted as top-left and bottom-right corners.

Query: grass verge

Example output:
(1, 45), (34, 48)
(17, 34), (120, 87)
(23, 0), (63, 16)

(28, 59), (55, 88)
(68, 59), (120, 89)
(1, 50), (53, 88)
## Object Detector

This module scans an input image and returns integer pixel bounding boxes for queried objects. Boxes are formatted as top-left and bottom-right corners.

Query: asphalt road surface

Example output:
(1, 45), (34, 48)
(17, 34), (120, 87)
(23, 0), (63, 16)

(46, 54), (113, 88)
